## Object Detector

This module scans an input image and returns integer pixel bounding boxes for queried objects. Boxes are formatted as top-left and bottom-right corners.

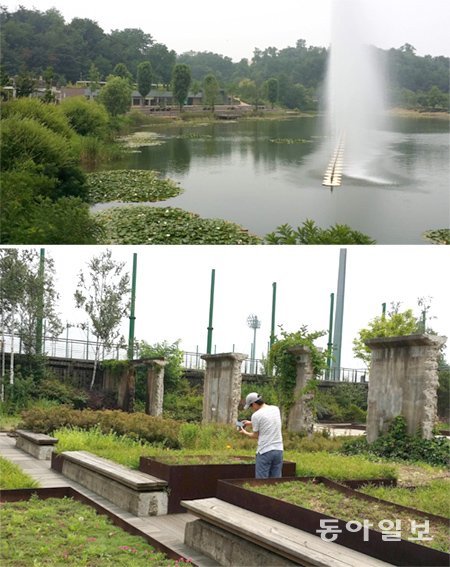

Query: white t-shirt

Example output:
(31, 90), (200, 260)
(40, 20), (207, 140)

(251, 404), (283, 454)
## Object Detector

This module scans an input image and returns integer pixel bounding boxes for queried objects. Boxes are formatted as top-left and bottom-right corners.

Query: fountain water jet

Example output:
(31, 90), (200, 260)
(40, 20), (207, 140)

(323, 0), (388, 187)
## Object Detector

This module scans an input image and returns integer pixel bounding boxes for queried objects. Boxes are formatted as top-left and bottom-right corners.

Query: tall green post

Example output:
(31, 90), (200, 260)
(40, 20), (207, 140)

(270, 282), (277, 348)
(382, 302), (386, 318)
(127, 253), (137, 360)
(206, 269), (215, 354)
(35, 248), (45, 356)
(326, 292), (335, 377)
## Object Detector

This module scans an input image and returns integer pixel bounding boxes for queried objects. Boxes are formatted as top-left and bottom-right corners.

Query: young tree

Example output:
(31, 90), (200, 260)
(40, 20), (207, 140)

(74, 249), (131, 389)
(137, 61), (153, 105)
(266, 77), (279, 109)
(0, 249), (62, 393)
(352, 303), (421, 366)
(99, 76), (132, 116)
(203, 74), (219, 111)
(172, 64), (191, 111)
(112, 62), (133, 83)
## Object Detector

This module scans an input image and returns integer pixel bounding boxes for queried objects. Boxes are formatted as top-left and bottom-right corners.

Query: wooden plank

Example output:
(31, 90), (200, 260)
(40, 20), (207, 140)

(62, 451), (167, 490)
(16, 430), (58, 445)
(182, 498), (393, 567)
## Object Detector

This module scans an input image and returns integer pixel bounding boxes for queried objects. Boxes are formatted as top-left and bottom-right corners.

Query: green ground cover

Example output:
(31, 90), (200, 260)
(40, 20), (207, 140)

(0, 496), (184, 566)
(360, 479), (450, 518)
(0, 456), (39, 489)
(87, 170), (181, 203)
(244, 480), (448, 552)
(95, 205), (261, 244)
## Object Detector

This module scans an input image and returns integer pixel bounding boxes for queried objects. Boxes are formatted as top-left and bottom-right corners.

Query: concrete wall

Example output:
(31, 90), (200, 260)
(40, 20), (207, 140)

(365, 334), (446, 442)
(201, 353), (247, 424)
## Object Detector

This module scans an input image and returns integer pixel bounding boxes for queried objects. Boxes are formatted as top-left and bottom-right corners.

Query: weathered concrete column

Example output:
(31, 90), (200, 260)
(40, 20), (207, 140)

(201, 353), (247, 424)
(145, 358), (166, 417)
(365, 334), (446, 442)
(287, 345), (316, 434)
(117, 364), (135, 413)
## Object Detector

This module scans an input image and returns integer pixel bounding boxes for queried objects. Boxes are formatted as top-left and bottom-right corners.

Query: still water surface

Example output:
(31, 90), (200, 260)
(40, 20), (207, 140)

(105, 116), (449, 244)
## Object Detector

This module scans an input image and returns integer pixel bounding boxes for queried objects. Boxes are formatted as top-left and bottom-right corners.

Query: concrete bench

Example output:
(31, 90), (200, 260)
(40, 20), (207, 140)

(58, 450), (168, 517)
(15, 429), (58, 460)
(182, 498), (392, 567)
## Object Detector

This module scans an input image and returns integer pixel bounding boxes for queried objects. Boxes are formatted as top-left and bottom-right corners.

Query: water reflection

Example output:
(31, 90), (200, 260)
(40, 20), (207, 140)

(106, 116), (449, 243)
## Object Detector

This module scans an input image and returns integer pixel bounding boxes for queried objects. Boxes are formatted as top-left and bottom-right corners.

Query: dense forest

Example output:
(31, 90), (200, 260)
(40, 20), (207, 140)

(1, 6), (449, 111)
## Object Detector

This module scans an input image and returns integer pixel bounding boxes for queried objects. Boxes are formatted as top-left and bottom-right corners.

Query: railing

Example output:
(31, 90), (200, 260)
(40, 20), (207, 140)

(1, 334), (370, 382)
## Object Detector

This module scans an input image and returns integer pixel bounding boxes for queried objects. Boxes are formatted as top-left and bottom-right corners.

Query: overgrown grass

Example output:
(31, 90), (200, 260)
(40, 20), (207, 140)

(0, 495), (183, 566)
(0, 411), (22, 431)
(360, 479), (450, 518)
(244, 480), (448, 552)
(284, 451), (397, 481)
(0, 456), (39, 489)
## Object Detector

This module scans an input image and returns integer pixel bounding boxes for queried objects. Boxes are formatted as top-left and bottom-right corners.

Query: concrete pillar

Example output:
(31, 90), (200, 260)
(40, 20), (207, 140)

(145, 359), (166, 417)
(286, 345), (316, 434)
(365, 334), (446, 442)
(117, 364), (135, 413)
(201, 353), (247, 424)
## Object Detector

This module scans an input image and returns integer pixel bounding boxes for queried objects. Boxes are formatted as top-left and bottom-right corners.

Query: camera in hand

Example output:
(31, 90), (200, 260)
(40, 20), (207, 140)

(236, 420), (245, 430)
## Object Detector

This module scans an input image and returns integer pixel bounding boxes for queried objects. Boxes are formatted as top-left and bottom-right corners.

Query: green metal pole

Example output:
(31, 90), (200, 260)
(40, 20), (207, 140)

(382, 303), (386, 318)
(270, 282), (277, 348)
(326, 292), (335, 377)
(127, 253), (137, 360)
(206, 269), (215, 354)
(35, 248), (45, 356)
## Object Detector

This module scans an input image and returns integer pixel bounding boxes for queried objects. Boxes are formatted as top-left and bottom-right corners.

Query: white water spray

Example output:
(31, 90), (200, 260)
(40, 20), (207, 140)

(324, 0), (387, 184)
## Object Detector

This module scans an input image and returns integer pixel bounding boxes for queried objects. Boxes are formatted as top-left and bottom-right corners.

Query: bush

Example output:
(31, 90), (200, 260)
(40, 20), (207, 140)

(60, 97), (109, 137)
(1, 98), (73, 138)
(341, 416), (450, 467)
(19, 407), (182, 449)
(36, 379), (88, 409)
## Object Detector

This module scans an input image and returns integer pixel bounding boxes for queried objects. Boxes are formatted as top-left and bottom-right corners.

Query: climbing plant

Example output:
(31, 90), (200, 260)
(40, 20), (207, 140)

(269, 326), (327, 417)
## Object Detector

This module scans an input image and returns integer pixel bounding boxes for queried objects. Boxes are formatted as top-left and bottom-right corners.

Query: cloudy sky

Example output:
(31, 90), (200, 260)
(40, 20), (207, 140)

(3, 0), (450, 60)
(10, 245), (450, 369)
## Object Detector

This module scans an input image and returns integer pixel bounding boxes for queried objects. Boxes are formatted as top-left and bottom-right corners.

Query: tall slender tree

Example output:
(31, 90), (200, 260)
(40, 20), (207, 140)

(172, 64), (191, 111)
(203, 74), (219, 111)
(74, 249), (130, 389)
(137, 61), (153, 105)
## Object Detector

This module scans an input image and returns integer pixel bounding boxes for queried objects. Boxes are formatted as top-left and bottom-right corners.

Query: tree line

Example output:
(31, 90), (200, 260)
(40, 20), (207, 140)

(1, 7), (448, 111)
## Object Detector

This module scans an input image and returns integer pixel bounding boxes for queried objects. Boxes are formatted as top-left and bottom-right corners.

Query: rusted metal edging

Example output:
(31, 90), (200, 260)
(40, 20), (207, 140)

(216, 477), (449, 567)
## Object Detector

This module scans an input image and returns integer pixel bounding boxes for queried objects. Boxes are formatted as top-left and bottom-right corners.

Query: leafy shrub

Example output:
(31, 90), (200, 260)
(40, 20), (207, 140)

(265, 219), (375, 244)
(19, 407), (182, 449)
(1, 98), (73, 138)
(163, 391), (203, 422)
(341, 416), (450, 467)
(60, 97), (109, 137)
(36, 379), (88, 409)
(1, 375), (36, 414)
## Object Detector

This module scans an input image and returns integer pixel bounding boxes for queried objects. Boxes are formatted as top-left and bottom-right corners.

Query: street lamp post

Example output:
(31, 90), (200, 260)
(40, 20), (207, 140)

(247, 314), (261, 375)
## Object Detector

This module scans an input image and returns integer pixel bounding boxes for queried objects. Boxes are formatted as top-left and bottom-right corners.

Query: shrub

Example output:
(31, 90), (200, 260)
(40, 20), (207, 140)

(1, 98), (73, 138)
(36, 379), (88, 409)
(60, 97), (109, 137)
(341, 416), (450, 467)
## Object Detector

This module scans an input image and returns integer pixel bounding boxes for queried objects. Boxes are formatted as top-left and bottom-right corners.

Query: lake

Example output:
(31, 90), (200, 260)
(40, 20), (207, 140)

(100, 115), (450, 244)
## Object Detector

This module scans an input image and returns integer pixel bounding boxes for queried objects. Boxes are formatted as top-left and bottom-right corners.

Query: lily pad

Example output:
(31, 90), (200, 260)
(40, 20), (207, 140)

(87, 170), (182, 203)
(117, 131), (166, 148)
(95, 205), (261, 244)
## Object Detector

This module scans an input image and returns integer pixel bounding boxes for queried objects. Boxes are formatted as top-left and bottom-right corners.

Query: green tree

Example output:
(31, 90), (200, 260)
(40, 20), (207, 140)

(238, 78), (259, 109)
(265, 220), (375, 244)
(74, 249), (130, 389)
(172, 64), (191, 111)
(98, 76), (132, 116)
(203, 74), (219, 111)
(137, 61), (153, 104)
(15, 69), (36, 98)
(112, 62), (133, 83)
(148, 43), (176, 87)
(266, 77), (279, 109)
(137, 340), (184, 393)
(353, 304), (420, 366)
(87, 63), (101, 93)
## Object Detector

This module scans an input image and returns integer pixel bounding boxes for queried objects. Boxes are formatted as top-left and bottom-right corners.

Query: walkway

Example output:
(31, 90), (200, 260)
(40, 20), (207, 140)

(0, 433), (218, 566)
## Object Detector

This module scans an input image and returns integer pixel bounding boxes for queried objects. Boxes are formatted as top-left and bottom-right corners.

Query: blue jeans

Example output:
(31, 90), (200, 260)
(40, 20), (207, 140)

(255, 450), (283, 479)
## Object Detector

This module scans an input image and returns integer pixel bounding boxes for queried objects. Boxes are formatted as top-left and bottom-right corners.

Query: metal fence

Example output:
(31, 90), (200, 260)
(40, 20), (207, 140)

(2, 334), (371, 381)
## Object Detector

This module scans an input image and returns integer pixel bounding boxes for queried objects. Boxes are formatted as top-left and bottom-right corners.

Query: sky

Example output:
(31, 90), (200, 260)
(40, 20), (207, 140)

(3, 0), (450, 60)
(9, 245), (450, 370)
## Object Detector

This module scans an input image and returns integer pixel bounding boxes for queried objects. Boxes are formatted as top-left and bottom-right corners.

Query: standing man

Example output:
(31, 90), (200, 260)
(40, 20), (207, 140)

(239, 392), (284, 479)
